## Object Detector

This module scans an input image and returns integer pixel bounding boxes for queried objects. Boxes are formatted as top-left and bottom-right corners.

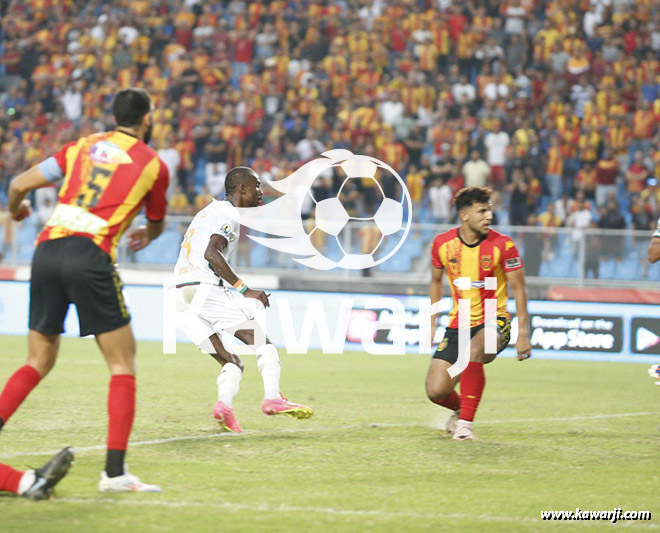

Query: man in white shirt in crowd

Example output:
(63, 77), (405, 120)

(157, 134), (182, 199)
(484, 123), (510, 189)
(295, 129), (325, 162)
(462, 150), (491, 188)
(452, 75), (476, 103)
(429, 178), (453, 224)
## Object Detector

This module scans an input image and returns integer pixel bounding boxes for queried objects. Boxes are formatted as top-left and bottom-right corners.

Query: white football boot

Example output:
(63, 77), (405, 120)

(99, 469), (162, 493)
(445, 410), (460, 435)
(452, 420), (474, 440)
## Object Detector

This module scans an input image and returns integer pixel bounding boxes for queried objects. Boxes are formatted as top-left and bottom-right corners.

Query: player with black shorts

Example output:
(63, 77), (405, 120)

(0, 88), (168, 498)
(426, 187), (532, 440)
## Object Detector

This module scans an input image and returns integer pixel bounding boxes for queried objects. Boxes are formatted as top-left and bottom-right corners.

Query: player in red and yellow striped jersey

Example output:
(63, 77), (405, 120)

(36, 127), (168, 261)
(3, 89), (166, 496)
(426, 187), (531, 440)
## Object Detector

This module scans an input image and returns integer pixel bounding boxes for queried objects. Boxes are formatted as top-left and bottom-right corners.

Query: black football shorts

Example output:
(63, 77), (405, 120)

(433, 316), (511, 364)
(29, 236), (131, 336)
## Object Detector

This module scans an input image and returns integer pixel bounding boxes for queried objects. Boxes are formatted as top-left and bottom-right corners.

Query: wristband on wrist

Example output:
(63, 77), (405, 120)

(233, 279), (249, 294)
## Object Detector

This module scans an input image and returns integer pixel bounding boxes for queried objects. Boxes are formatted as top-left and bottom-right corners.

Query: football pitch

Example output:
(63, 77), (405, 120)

(0, 335), (657, 532)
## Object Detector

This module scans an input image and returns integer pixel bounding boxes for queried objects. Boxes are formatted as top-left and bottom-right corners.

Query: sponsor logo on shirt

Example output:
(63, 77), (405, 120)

(89, 141), (133, 165)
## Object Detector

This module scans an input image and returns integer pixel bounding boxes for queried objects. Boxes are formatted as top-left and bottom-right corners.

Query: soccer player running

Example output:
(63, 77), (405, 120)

(0, 88), (167, 497)
(174, 166), (312, 433)
(426, 187), (532, 440)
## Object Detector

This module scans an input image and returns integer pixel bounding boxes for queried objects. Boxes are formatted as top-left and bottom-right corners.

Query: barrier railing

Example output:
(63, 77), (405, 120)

(2, 215), (659, 283)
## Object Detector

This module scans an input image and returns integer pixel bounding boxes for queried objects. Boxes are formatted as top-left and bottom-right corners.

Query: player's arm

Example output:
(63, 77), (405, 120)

(127, 158), (169, 251)
(429, 265), (443, 349)
(505, 267), (532, 361)
(8, 165), (52, 221)
(204, 234), (270, 308)
(648, 237), (660, 264)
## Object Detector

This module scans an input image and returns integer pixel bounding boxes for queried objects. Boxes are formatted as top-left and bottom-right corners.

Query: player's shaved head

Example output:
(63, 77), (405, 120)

(455, 186), (492, 212)
(225, 166), (259, 194)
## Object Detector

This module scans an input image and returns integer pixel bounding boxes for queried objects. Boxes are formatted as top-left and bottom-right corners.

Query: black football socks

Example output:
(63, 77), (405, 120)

(105, 449), (126, 478)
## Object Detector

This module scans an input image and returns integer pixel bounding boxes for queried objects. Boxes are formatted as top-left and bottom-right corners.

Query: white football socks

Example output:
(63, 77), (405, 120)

(17, 470), (36, 495)
(256, 344), (281, 400)
(216, 363), (243, 407)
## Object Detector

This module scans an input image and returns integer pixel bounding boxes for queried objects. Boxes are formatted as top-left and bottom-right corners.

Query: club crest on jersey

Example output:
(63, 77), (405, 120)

(220, 223), (237, 242)
(90, 141), (133, 165)
(481, 255), (492, 270)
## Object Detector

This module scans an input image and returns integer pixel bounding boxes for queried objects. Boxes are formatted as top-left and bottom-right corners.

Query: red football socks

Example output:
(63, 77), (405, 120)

(0, 463), (24, 494)
(459, 362), (485, 422)
(432, 389), (460, 411)
(107, 375), (136, 451)
(0, 365), (41, 425)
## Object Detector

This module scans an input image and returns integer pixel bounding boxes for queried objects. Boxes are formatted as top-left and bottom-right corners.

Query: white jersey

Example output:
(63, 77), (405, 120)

(174, 200), (240, 285)
(654, 217), (660, 238)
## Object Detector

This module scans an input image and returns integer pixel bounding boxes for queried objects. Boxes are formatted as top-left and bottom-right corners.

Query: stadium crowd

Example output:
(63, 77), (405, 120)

(1, 0), (660, 243)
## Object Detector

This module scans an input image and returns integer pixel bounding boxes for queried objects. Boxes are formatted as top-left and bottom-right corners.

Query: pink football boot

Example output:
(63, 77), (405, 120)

(213, 401), (243, 433)
(261, 394), (313, 419)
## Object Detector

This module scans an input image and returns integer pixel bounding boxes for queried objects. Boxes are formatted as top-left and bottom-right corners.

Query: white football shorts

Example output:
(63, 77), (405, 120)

(176, 283), (264, 346)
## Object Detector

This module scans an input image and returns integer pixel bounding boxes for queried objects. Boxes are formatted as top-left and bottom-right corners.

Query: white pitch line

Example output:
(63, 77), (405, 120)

(0, 412), (656, 459)
(54, 497), (542, 524)
(51, 498), (660, 529)
(478, 412), (658, 425)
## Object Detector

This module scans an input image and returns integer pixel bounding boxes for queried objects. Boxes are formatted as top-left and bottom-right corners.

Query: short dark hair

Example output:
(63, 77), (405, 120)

(112, 88), (151, 127)
(455, 186), (492, 211)
(225, 166), (258, 194)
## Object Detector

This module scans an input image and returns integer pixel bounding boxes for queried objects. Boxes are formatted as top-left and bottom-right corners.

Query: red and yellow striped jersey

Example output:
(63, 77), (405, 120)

(431, 228), (523, 328)
(38, 131), (168, 260)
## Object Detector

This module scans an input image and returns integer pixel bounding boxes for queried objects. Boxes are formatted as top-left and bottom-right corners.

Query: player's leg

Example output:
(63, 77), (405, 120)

(203, 333), (244, 433)
(233, 327), (313, 419)
(452, 328), (488, 440)
(0, 332), (55, 430)
(176, 285), (245, 431)
(425, 359), (461, 409)
(454, 319), (511, 440)
(0, 447), (74, 500)
(95, 324), (160, 492)
(96, 325), (137, 476)
(65, 239), (159, 493)
(0, 240), (68, 433)
(426, 334), (462, 435)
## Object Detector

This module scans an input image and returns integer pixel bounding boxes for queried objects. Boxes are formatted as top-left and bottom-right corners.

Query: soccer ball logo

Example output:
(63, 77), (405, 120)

(310, 154), (409, 269)
(230, 150), (412, 271)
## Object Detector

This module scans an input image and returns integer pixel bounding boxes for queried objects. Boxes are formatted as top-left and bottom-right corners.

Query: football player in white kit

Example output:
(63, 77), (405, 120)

(174, 167), (313, 432)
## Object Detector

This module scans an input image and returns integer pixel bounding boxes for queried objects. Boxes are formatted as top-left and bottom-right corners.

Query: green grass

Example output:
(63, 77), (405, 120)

(0, 335), (658, 532)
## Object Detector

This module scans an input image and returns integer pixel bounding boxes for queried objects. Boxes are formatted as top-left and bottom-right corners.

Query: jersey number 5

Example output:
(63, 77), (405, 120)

(77, 166), (112, 208)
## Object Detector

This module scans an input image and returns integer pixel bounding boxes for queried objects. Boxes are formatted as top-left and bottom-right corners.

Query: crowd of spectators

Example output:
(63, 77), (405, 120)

(1, 0), (660, 246)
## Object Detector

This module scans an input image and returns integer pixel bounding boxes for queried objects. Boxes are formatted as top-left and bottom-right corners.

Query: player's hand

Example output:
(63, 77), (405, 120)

(125, 226), (151, 252)
(12, 200), (32, 222)
(244, 288), (270, 308)
(515, 333), (532, 361)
